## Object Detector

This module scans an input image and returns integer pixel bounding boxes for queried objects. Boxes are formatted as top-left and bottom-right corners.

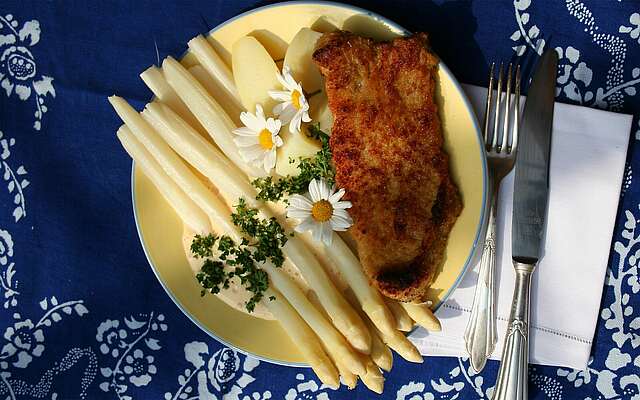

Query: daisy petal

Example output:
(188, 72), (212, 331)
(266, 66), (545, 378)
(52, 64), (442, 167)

(278, 105), (297, 124)
(319, 180), (331, 200)
(288, 194), (313, 210)
(263, 150), (276, 171)
(295, 217), (316, 233)
(330, 214), (352, 230)
(233, 135), (259, 147)
(274, 135), (284, 147)
(321, 222), (334, 245)
(276, 70), (291, 90)
(301, 111), (312, 123)
(311, 223), (323, 242)
(308, 179), (322, 202)
(255, 104), (266, 120)
(287, 208), (312, 219)
(266, 118), (281, 134)
(268, 90), (292, 102)
(240, 145), (266, 161)
(290, 111), (303, 134)
(332, 208), (352, 221)
(240, 112), (264, 132)
(233, 127), (256, 137)
(333, 200), (353, 209)
(328, 188), (346, 204)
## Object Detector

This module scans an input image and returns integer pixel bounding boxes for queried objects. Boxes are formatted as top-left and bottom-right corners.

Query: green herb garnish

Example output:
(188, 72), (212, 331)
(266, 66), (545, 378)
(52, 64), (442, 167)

(231, 198), (288, 267)
(190, 234), (218, 258)
(251, 124), (335, 202)
(192, 202), (289, 312)
(194, 233), (269, 312)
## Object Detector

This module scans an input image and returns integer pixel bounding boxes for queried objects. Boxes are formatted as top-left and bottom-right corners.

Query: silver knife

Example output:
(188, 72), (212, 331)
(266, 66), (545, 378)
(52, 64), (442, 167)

(493, 48), (558, 400)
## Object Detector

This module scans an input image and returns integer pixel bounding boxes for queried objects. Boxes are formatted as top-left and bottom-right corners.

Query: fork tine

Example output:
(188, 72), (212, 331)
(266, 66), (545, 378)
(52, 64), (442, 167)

(491, 63), (504, 151)
(500, 63), (513, 153)
(510, 64), (521, 153)
(483, 63), (495, 148)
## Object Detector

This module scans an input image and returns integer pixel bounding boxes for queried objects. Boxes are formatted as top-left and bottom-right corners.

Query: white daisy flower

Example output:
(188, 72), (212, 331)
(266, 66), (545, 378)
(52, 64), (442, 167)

(232, 104), (283, 172)
(268, 66), (312, 134)
(286, 178), (353, 246)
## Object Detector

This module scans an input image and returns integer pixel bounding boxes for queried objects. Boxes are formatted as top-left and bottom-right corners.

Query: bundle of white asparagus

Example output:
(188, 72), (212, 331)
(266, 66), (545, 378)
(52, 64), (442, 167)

(110, 32), (440, 393)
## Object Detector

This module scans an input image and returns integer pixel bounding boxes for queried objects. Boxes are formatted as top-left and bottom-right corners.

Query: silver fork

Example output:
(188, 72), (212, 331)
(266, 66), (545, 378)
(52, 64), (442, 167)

(464, 62), (521, 373)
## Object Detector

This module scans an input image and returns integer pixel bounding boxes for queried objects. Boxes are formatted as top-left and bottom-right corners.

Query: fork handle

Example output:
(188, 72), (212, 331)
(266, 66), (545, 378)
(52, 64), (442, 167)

(464, 189), (498, 372)
(492, 261), (536, 400)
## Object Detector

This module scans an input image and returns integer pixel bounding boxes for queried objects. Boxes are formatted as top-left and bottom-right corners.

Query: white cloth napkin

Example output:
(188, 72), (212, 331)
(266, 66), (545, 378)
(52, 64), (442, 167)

(408, 84), (633, 370)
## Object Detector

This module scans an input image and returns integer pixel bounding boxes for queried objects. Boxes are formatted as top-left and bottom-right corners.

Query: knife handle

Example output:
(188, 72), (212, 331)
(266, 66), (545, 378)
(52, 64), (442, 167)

(493, 261), (535, 400)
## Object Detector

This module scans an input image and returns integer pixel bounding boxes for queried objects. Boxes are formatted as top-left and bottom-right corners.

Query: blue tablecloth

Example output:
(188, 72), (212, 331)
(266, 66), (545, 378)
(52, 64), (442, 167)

(1, 1), (639, 399)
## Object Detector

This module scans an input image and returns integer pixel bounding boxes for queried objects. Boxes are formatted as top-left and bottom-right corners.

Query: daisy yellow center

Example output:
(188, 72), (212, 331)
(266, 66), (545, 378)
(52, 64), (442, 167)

(258, 129), (274, 149)
(311, 200), (333, 222)
(291, 90), (302, 110)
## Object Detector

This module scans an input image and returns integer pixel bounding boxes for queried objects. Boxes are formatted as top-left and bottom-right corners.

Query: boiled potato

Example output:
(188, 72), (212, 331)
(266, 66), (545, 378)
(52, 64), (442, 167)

(284, 28), (324, 94)
(276, 128), (321, 177)
(232, 36), (281, 112)
(249, 29), (288, 61)
(309, 92), (334, 133)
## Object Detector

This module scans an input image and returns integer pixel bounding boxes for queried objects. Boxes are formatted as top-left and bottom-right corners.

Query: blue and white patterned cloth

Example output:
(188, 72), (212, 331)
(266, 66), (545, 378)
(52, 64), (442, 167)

(0, 1), (639, 399)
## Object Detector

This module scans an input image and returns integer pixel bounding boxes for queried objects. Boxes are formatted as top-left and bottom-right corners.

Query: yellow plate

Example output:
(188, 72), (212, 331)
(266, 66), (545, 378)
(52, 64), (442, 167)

(132, 1), (488, 366)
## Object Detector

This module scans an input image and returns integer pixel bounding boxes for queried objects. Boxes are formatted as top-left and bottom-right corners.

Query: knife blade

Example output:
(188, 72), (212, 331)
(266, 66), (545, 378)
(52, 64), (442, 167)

(493, 49), (558, 400)
(511, 48), (558, 263)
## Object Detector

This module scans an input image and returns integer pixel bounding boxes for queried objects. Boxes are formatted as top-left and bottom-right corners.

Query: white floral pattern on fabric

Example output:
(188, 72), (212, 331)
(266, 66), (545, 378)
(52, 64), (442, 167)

(163, 342), (264, 400)
(268, 66), (312, 134)
(0, 297), (91, 398)
(619, 13), (640, 45)
(0, 228), (18, 309)
(97, 313), (167, 399)
(0, 15), (55, 130)
(395, 358), (496, 400)
(284, 373), (332, 400)
(555, 46), (594, 104)
(1, 130), (29, 223)
(509, 0), (545, 56)
(510, 0), (640, 112)
(1, 319), (44, 368)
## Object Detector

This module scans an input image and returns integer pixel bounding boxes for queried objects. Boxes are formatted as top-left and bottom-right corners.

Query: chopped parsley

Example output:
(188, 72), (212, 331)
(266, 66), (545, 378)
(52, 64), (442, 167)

(231, 198), (288, 267)
(251, 124), (335, 202)
(192, 202), (289, 312)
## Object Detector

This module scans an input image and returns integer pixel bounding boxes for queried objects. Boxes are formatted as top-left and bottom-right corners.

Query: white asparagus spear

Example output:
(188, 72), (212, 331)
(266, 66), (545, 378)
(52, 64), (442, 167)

(401, 302), (442, 332)
(305, 291), (361, 390)
(188, 65), (242, 126)
(142, 102), (253, 202)
(374, 324), (423, 364)
(161, 56), (264, 178)
(336, 359), (358, 390)
(358, 355), (385, 394)
(139, 66), (206, 135)
(263, 287), (339, 389)
(300, 232), (397, 337)
(262, 263), (366, 376)
(385, 298), (414, 332)
(108, 96), (236, 235)
(343, 289), (393, 372)
(278, 233), (370, 353)
(309, 290), (384, 394)
(187, 35), (243, 109)
(116, 126), (210, 234)
(140, 101), (371, 353)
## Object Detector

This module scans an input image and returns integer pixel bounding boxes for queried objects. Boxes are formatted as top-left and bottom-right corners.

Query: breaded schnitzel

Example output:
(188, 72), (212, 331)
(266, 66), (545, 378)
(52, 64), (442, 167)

(313, 31), (462, 302)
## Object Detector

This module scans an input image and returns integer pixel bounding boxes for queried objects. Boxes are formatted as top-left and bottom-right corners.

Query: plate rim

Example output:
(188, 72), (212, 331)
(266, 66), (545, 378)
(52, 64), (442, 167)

(130, 0), (489, 367)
